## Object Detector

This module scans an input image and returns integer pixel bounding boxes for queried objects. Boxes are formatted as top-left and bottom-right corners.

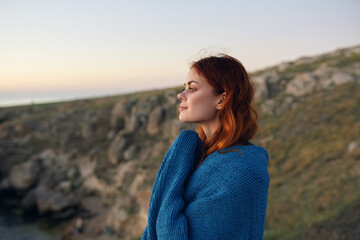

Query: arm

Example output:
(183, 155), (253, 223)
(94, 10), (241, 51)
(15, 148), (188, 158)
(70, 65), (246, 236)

(183, 149), (270, 239)
(142, 132), (270, 240)
(142, 130), (202, 240)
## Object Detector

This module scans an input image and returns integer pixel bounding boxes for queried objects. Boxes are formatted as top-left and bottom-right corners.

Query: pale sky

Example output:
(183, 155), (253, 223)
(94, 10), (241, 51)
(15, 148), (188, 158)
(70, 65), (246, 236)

(1, 0), (359, 106)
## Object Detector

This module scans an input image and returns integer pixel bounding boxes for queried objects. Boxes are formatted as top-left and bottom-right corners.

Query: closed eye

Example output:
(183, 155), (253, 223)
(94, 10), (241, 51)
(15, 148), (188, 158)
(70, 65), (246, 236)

(189, 88), (196, 92)
(181, 87), (196, 93)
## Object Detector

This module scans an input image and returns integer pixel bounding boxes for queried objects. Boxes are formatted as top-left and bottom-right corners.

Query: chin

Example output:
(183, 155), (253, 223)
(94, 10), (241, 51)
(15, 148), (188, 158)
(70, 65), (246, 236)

(178, 117), (186, 123)
(178, 114), (192, 123)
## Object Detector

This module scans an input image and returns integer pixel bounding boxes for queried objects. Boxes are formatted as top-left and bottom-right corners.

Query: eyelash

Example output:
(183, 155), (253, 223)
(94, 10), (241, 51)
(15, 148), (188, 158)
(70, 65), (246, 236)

(183, 87), (196, 93)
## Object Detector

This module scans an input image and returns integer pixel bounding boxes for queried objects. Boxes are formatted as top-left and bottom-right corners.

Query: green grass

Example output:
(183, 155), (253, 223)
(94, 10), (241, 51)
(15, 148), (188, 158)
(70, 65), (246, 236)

(1, 46), (359, 239)
(276, 52), (360, 75)
(256, 82), (360, 239)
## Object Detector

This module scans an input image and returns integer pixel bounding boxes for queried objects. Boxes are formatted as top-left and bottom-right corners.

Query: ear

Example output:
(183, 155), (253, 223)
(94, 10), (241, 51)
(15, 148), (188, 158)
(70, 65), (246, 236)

(216, 92), (226, 110)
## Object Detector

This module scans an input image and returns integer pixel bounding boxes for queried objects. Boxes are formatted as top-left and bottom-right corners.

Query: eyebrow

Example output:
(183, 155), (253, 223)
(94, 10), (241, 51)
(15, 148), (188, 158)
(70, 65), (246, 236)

(184, 80), (199, 86)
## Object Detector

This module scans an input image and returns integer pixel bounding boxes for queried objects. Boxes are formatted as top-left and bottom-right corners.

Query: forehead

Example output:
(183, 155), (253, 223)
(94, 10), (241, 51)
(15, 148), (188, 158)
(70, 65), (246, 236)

(185, 68), (207, 86)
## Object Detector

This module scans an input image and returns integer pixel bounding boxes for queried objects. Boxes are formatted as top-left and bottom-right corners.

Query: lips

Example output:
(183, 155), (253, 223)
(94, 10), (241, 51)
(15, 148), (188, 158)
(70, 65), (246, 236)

(179, 105), (188, 111)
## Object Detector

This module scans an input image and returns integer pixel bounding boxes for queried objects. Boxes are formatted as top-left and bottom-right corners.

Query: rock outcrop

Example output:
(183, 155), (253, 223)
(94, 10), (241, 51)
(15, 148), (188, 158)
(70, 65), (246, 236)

(0, 44), (359, 239)
(251, 45), (360, 115)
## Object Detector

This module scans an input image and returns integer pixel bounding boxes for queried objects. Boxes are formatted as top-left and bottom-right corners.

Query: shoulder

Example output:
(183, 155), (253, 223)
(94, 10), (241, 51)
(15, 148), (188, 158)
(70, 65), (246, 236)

(185, 143), (269, 200)
(173, 130), (202, 146)
(170, 130), (202, 152)
(202, 143), (269, 183)
(210, 142), (269, 167)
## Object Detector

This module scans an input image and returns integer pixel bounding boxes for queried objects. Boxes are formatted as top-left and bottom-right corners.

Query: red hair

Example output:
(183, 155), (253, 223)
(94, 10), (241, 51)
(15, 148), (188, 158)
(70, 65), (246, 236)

(191, 54), (258, 165)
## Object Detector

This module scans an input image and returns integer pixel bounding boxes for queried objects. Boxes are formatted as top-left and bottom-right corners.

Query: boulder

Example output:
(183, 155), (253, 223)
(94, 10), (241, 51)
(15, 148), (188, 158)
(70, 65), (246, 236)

(114, 161), (137, 187)
(9, 159), (42, 190)
(314, 63), (334, 77)
(0, 178), (10, 190)
(58, 181), (72, 193)
(330, 71), (354, 85)
(107, 132), (129, 164)
(35, 186), (77, 216)
(286, 72), (317, 96)
(294, 56), (315, 65)
(164, 90), (178, 105)
(252, 71), (279, 99)
(277, 62), (291, 72)
(350, 62), (360, 77)
(347, 141), (358, 154)
(78, 156), (97, 179)
(127, 113), (145, 132)
(127, 96), (163, 132)
(317, 70), (354, 90)
(123, 145), (137, 161)
(81, 111), (100, 138)
(105, 195), (142, 237)
(38, 149), (69, 169)
(252, 73), (269, 100)
(83, 175), (113, 195)
(21, 188), (37, 209)
(110, 99), (127, 130)
(260, 99), (276, 115)
(146, 106), (165, 135)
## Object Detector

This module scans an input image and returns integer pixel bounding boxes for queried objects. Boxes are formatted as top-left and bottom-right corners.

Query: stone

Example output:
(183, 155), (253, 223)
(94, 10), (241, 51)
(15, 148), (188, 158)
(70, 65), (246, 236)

(114, 161), (136, 187)
(107, 130), (116, 139)
(347, 141), (358, 154)
(286, 72), (317, 96)
(164, 90), (178, 105)
(107, 132), (128, 165)
(350, 62), (360, 76)
(294, 56), (315, 65)
(78, 156), (97, 179)
(110, 99), (127, 130)
(129, 173), (146, 195)
(126, 96), (163, 132)
(314, 63), (334, 77)
(0, 178), (10, 190)
(252, 71), (279, 100)
(83, 175), (112, 195)
(81, 122), (92, 138)
(127, 113), (144, 132)
(252, 74), (268, 100)
(105, 195), (137, 229)
(81, 111), (100, 138)
(317, 69), (354, 90)
(21, 189), (37, 209)
(277, 62), (291, 72)
(260, 99), (275, 115)
(123, 145), (137, 161)
(58, 181), (72, 192)
(35, 185), (77, 214)
(147, 106), (165, 135)
(330, 71), (354, 85)
(9, 159), (42, 190)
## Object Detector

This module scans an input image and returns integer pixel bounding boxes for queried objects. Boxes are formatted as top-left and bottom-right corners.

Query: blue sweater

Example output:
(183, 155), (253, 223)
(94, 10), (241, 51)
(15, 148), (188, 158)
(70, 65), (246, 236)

(141, 130), (270, 240)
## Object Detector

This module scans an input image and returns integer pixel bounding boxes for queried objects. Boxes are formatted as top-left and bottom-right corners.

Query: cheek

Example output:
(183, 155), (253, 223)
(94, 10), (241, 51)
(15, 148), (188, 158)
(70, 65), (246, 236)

(190, 96), (217, 116)
(178, 93), (218, 123)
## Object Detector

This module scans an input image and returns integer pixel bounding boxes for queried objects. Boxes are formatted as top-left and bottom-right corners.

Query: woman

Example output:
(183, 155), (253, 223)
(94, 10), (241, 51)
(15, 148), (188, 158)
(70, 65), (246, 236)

(141, 54), (270, 239)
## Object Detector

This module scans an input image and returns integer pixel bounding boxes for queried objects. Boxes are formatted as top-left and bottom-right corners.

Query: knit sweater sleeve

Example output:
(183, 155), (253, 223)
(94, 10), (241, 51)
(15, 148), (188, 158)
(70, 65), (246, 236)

(183, 148), (270, 239)
(141, 130), (203, 240)
(142, 131), (270, 240)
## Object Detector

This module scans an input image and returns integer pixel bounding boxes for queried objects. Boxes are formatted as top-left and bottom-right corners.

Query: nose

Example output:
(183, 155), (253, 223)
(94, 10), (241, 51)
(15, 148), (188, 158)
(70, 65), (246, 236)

(177, 90), (186, 101)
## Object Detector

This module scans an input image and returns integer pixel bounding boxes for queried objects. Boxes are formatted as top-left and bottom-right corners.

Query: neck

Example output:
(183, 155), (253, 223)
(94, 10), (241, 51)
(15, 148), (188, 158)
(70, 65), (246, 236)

(199, 120), (220, 139)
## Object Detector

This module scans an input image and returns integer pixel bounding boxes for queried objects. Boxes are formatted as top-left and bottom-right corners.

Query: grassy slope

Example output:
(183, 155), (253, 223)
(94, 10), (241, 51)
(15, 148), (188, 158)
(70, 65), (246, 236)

(2, 50), (359, 239)
(255, 82), (360, 239)
(3, 84), (359, 240)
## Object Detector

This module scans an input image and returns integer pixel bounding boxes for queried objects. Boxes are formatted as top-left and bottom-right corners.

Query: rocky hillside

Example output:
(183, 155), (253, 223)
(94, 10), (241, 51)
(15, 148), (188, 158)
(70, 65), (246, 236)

(0, 44), (359, 240)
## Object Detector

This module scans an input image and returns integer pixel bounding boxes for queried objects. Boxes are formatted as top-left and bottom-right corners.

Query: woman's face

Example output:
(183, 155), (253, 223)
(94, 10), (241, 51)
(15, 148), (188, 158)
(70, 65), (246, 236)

(177, 68), (223, 125)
